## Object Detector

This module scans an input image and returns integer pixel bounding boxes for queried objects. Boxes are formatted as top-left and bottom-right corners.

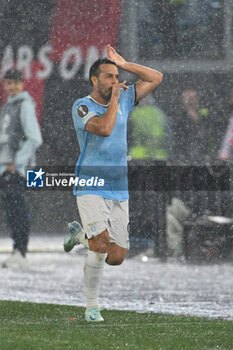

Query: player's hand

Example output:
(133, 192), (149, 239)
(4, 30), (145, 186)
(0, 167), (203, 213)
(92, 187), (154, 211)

(107, 44), (126, 68)
(111, 81), (128, 99)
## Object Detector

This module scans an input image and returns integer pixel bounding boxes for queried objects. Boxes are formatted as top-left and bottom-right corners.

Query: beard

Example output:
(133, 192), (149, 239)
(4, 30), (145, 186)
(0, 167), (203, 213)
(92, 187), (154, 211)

(98, 83), (112, 103)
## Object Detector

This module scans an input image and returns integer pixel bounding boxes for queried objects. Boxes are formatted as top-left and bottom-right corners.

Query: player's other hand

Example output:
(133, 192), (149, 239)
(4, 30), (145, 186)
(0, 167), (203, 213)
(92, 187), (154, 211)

(107, 44), (126, 68)
(111, 81), (128, 99)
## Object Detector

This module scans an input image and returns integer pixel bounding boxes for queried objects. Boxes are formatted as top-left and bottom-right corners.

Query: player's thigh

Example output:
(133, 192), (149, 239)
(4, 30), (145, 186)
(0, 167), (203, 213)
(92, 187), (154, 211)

(108, 200), (130, 250)
(76, 194), (110, 239)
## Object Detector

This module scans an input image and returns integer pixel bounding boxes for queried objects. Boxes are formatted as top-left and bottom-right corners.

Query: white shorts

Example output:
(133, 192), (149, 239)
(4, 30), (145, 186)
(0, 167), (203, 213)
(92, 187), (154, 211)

(76, 195), (129, 249)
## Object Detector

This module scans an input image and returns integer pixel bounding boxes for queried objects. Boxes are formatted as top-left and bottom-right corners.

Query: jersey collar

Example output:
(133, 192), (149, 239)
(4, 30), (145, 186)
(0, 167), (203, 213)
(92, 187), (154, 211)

(88, 95), (109, 107)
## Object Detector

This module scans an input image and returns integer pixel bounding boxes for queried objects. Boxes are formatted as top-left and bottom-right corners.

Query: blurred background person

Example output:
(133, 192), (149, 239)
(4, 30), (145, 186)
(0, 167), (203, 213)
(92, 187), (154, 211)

(128, 94), (170, 161)
(0, 68), (42, 269)
(167, 88), (210, 256)
(127, 94), (170, 258)
(171, 88), (209, 164)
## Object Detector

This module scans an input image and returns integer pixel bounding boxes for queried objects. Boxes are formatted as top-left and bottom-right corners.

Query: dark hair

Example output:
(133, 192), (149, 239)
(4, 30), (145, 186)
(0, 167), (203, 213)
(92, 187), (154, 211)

(89, 58), (116, 85)
(4, 68), (23, 81)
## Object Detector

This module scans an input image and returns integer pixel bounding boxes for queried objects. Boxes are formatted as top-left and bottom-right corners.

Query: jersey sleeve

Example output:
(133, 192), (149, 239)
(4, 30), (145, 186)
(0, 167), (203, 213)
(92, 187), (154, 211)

(125, 84), (136, 114)
(72, 99), (99, 131)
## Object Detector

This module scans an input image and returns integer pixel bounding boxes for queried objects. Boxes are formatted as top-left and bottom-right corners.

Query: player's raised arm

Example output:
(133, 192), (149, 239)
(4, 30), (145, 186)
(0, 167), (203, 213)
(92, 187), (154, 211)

(107, 44), (163, 103)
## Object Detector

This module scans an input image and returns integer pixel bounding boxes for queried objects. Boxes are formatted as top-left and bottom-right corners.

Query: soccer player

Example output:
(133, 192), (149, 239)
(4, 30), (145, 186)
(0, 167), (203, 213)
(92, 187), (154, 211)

(64, 45), (163, 322)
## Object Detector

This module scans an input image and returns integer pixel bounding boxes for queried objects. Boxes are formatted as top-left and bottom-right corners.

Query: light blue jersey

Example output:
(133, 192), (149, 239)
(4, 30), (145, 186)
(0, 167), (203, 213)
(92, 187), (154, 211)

(72, 84), (136, 200)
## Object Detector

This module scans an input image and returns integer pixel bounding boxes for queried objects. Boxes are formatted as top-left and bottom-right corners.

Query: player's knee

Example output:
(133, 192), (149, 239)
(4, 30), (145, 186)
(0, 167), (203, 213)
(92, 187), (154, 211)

(105, 255), (125, 266)
(89, 240), (108, 254)
(106, 244), (127, 265)
(95, 244), (108, 254)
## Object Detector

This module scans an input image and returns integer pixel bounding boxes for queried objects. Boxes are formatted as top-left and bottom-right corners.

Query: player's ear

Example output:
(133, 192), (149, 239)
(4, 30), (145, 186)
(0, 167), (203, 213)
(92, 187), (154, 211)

(91, 76), (98, 87)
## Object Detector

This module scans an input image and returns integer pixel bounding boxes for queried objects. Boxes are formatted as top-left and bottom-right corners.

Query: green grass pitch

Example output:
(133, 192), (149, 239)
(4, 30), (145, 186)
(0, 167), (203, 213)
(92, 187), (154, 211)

(0, 300), (232, 350)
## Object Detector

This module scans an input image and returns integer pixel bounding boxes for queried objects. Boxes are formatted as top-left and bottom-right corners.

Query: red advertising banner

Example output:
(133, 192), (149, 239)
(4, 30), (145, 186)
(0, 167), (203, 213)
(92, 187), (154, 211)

(50, 0), (121, 62)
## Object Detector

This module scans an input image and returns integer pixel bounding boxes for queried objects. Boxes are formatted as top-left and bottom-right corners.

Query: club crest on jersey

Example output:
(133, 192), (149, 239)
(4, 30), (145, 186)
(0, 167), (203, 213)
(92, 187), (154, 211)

(78, 105), (88, 117)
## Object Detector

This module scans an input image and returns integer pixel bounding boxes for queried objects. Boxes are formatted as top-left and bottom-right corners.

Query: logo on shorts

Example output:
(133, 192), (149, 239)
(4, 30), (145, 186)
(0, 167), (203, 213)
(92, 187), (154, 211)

(91, 225), (96, 232)
(26, 168), (45, 187)
(78, 105), (88, 117)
